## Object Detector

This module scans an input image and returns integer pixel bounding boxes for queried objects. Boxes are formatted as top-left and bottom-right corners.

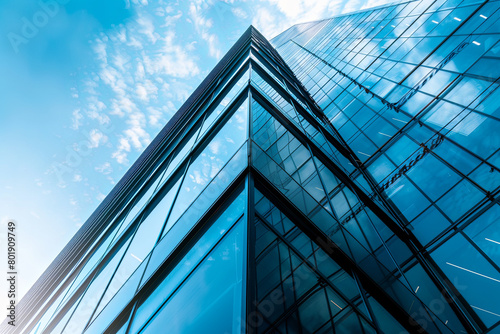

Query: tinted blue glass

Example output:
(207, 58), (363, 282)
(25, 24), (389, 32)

(431, 233), (500, 326)
(385, 176), (431, 221)
(436, 179), (484, 221)
(130, 190), (245, 333)
(140, 219), (245, 334)
(166, 99), (248, 228)
(463, 205), (500, 268)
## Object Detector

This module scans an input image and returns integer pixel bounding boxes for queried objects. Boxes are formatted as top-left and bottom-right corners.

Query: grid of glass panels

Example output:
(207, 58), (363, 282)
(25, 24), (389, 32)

(273, 0), (500, 331)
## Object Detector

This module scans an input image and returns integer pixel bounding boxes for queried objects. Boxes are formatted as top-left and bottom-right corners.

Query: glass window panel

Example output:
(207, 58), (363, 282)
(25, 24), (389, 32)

(130, 191), (245, 333)
(367, 297), (407, 333)
(61, 239), (130, 333)
(86, 256), (147, 333)
(166, 100), (248, 228)
(140, 219), (245, 334)
(464, 204), (500, 268)
(409, 205), (451, 245)
(444, 77), (491, 107)
(385, 176), (431, 221)
(90, 184), (175, 320)
(436, 179), (484, 221)
(422, 101), (465, 133)
(470, 162), (500, 192)
(200, 68), (249, 139)
(475, 83), (500, 118)
(431, 233), (500, 326)
(433, 140), (480, 175)
(298, 289), (332, 333)
(448, 111), (500, 159)
(385, 135), (419, 166)
(368, 154), (397, 184)
(406, 154), (461, 201)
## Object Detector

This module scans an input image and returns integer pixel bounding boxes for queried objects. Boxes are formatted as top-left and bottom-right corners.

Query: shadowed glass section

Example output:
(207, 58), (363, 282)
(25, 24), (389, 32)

(250, 93), (465, 332)
(249, 190), (384, 334)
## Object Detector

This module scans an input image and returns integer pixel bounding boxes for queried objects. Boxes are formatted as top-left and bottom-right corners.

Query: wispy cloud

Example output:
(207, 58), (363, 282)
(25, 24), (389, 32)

(95, 162), (113, 174)
(189, 0), (222, 59)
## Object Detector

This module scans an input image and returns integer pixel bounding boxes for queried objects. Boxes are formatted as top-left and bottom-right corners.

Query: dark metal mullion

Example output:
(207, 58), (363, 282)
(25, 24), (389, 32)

(155, 87), (250, 240)
(83, 215), (145, 330)
(263, 284), (324, 334)
(255, 211), (378, 330)
(250, 37), (324, 116)
(352, 270), (383, 334)
(53, 287), (88, 334)
(31, 53), (248, 332)
(396, 1), (489, 87)
(252, 87), (413, 244)
(89, 161), (178, 317)
(359, 4), (496, 166)
(323, 286), (338, 334)
(459, 230), (500, 276)
(421, 197), (500, 274)
(246, 86), (256, 333)
(252, 63), (360, 167)
(250, 50), (318, 114)
(485, 318), (500, 333)
(295, 95), (401, 269)
(41, 221), (142, 334)
(36, 223), (124, 334)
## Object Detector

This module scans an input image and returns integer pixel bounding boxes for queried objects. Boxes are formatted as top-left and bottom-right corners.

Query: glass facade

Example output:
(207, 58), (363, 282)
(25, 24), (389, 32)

(4, 1), (500, 333)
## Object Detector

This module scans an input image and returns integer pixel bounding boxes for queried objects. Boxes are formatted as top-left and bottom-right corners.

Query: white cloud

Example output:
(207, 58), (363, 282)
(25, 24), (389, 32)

(112, 53), (130, 72)
(124, 112), (151, 149)
(136, 14), (158, 44)
(112, 137), (131, 164)
(99, 66), (127, 97)
(163, 11), (183, 27)
(132, 0), (149, 7)
(93, 37), (108, 64)
(147, 107), (163, 127)
(127, 36), (144, 49)
(232, 7), (248, 19)
(252, 0), (370, 39)
(135, 79), (158, 102)
(135, 61), (146, 80)
(71, 109), (83, 130)
(110, 97), (137, 117)
(189, 1), (222, 59)
(95, 162), (113, 174)
(88, 129), (108, 148)
(153, 31), (200, 78)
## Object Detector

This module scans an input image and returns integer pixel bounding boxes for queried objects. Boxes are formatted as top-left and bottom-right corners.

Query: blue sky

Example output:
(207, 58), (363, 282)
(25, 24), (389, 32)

(0, 0), (393, 305)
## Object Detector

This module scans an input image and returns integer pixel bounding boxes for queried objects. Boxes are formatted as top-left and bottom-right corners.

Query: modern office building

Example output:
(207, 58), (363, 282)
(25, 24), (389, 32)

(4, 0), (500, 333)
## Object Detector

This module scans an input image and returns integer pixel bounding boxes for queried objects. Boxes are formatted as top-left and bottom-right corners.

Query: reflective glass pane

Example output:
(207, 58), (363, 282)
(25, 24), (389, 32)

(140, 219), (245, 334)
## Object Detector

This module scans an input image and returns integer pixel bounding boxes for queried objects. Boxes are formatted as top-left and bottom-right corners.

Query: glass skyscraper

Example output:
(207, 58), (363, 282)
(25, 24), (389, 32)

(3, 0), (500, 333)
